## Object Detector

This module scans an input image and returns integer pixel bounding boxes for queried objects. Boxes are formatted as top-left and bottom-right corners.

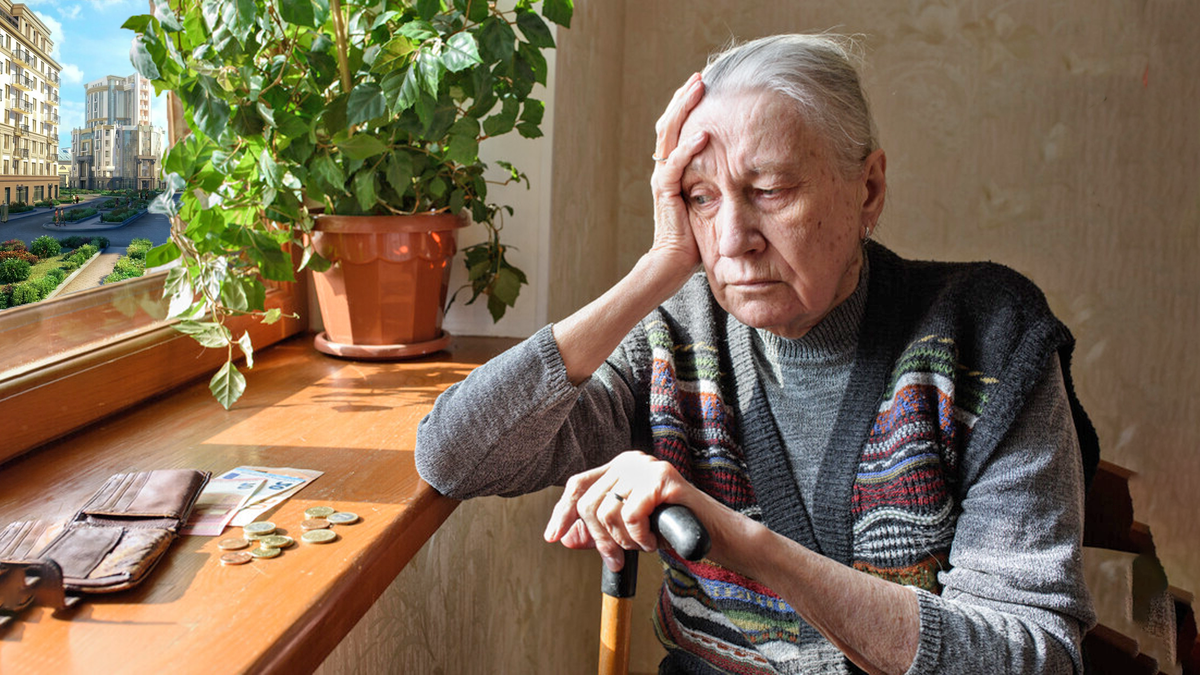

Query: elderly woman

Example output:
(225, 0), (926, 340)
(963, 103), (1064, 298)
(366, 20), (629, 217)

(416, 34), (1098, 674)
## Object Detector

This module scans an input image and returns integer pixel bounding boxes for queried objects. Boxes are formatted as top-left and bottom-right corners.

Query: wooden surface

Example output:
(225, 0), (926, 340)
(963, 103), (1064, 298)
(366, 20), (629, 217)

(0, 334), (514, 675)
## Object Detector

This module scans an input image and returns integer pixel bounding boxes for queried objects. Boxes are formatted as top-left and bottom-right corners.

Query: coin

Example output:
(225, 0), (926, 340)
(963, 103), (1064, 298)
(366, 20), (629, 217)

(250, 546), (281, 559)
(243, 521), (276, 536)
(259, 535), (294, 549)
(218, 538), (249, 551)
(301, 529), (337, 544)
(245, 532), (271, 541)
(304, 506), (336, 519)
(301, 518), (330, 531)
(327, 512), (359, 525)
(220, 552), (253, 565)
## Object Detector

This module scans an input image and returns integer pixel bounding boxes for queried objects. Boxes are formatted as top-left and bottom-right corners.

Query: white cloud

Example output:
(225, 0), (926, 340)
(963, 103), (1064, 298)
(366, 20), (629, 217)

(61, 63), (84, 85)
(40, 15), (63, 57)
(62, 5), (83, 20)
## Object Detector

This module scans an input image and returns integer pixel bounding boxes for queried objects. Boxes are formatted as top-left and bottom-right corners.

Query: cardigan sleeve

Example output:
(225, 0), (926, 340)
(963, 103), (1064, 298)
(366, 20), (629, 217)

(415, 324), (647, 500)
(905, 353), (1097, 675)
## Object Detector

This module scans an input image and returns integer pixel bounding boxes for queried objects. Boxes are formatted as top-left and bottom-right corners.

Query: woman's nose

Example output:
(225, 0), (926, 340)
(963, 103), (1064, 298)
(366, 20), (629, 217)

(716, 199), (765, 258)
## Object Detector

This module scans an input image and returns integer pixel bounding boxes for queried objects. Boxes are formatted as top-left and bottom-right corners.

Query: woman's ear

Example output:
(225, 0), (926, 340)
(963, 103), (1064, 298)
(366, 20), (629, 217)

(860, 149), (887, 235)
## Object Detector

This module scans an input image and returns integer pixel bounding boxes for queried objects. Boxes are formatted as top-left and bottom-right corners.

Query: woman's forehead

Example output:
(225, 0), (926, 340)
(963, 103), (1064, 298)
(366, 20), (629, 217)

(681, 90), (829, 177)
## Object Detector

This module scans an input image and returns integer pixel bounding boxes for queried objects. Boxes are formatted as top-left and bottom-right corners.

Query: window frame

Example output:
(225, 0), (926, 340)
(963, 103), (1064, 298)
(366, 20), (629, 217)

(0, 92), (309, 465)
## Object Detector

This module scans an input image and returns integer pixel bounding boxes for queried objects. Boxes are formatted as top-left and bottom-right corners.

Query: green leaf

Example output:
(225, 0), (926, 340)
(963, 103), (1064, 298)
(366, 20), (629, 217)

(478, 17), (516, 63)
(458, 0), (489, 23)
(541, 0), (574, 27)
(247, 231), (294, 282)
(237, 332), (255, 370)
(392, 66), (421, 112)
(279, 0), (316, 27)
(336, 134), (388, 160)
(263, 308), (283, 325)
(515, 11), (555, 48)
(177, 320), (232, 348)
(147, 241), (181, 268)
(517, 98), (545, 138)
(191, 89), (231, 139)
(442, 33), (482, 73)
(446, 117), (479, 165)
(210, 361), (246, 410)
(352, 170), (378, 212)
(416, 49), (445, 97)
(347, 82), (387, 126)
(482, 97), (518, 136)
(415, 0), (442, 21)
(399, 20), (437, 41)
(163, 266), (194, 318)
(376, 35), (416, 74)
(386, 153), (414, 196)
(311, 152), (346, 193)
(129, 34), (161, 80)
(258, 148), (283, 188)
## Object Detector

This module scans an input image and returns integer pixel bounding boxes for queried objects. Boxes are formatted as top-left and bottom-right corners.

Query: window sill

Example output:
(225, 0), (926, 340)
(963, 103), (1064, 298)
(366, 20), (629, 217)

(0, 333), (516, 673)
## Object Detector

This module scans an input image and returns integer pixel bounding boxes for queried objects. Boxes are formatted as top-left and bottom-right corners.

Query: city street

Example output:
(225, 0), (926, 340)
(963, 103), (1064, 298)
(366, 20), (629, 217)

(0, 195), (171, 253)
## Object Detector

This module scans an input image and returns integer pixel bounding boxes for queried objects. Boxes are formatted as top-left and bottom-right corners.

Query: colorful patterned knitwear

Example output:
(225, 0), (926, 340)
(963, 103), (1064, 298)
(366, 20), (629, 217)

(415, 242), (1099, 674)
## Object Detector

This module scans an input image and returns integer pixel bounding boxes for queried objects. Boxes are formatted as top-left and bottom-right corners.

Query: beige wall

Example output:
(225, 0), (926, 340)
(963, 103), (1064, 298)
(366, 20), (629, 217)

(554, 0), (1200, 602)
(324, 1), (1199, 672)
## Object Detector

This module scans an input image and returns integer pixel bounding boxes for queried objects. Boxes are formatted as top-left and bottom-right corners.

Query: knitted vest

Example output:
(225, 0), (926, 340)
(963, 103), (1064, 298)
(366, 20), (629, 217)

(639, 243), (1099, 674)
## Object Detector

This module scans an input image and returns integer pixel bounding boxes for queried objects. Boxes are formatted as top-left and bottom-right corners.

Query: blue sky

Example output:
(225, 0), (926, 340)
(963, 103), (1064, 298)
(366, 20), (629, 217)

(23, 0), (167, 150)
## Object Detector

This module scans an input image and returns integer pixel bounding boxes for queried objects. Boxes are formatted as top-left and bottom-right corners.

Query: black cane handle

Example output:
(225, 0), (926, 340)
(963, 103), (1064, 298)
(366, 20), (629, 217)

(651, 504), (711, 562)
(601, 504), (711, 598)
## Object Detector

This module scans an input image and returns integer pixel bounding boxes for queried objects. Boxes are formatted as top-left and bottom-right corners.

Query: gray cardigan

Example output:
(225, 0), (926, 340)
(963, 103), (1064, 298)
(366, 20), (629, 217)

(417, 243), (1098, 674)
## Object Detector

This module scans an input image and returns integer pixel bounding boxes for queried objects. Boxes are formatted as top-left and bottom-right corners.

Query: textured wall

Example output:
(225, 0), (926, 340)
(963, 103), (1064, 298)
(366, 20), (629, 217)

(326, 1), (1199, 672)
(600, 0), (1200, 603)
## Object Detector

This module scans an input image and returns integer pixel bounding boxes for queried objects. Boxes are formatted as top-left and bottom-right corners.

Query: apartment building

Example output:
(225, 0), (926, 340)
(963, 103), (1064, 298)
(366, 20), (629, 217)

(0, 1), (61, 205)
(70, 72), (163, 191)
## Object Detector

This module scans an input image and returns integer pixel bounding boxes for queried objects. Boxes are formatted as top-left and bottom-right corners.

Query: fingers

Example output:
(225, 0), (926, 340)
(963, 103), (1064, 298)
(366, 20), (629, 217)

(654, 72), (705, 161)
(544, 452), (683, 572)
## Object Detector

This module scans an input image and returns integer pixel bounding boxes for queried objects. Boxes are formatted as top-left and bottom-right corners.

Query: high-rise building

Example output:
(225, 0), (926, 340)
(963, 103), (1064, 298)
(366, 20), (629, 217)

(70, 72), (163, 191)
(0, 0), (61, 205)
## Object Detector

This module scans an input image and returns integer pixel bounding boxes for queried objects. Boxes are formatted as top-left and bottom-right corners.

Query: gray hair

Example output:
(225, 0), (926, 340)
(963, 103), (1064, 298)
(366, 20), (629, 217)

(702, 33), (878, 177)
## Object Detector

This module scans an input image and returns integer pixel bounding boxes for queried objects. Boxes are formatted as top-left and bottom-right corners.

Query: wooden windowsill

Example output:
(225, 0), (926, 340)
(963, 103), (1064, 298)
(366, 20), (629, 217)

(0, 333), (516, 674)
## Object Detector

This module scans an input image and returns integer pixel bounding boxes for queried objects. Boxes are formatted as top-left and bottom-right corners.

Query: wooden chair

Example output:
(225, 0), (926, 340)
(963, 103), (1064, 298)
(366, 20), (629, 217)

(1082, 460), (1199, 675)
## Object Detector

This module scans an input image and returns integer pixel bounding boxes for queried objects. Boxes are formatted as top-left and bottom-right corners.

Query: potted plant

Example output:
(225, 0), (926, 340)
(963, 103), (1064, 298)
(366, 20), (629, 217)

(125, 0), (572, 408)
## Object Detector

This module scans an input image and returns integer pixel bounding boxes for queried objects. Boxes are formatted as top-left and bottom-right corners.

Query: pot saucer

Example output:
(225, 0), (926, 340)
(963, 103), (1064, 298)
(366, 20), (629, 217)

(313, 331), (452, 360)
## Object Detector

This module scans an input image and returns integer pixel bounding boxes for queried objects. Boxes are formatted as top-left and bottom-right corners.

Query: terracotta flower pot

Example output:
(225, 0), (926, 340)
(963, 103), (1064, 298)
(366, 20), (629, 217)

(310, 212), (467, 359)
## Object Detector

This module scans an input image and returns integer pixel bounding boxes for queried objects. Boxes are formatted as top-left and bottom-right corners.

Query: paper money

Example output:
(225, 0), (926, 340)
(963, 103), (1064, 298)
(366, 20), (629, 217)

(220, 466), (324, 527)
(182, 477), (265, 536)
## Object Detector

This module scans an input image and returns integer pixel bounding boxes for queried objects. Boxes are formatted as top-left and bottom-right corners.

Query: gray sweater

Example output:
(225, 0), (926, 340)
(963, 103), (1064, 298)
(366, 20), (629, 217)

(417, 243), (1097, 674)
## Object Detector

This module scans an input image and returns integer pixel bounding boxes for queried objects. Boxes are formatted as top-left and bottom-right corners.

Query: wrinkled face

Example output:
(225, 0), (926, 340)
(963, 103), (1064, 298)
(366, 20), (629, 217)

(679, 90), (883, 339)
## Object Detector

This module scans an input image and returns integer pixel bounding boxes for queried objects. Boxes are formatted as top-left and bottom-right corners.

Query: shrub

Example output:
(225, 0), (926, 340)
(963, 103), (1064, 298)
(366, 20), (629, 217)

(8, 202), (33, 213)
(60, 261), (79, 272)
(0, 250), (37, 264)
(58, 236), (87, 249)
(67, 244), (98, 266)
(0, 258), (31, 283)
(64, 207), (98, 221)
(35, 200), (54, 208)
(1, 239), (25, 252)
(9, 282), (41, 306)
(90, 237), (109, 249)
(30, 235), (62, 259)
(126, 238), (153, 261)
(102, 198), (117, 208)
(101, 207), (140, 222)
(0, 290), (6, 309)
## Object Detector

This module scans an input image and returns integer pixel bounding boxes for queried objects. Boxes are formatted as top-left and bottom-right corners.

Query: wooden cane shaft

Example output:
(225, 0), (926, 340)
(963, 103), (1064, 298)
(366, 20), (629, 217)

(598, 594), (634, 675)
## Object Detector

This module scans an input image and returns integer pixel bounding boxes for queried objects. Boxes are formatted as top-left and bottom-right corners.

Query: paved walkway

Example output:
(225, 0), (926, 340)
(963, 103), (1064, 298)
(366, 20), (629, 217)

(58, 252), (121, 295)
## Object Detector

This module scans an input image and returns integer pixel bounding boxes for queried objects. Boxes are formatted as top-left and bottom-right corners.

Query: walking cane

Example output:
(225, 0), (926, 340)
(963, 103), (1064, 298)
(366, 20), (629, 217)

(599, 504), (711, 675)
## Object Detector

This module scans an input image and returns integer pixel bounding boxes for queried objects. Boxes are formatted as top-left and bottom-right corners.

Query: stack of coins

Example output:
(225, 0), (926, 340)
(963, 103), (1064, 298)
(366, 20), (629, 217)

(219, 508), (361, 566)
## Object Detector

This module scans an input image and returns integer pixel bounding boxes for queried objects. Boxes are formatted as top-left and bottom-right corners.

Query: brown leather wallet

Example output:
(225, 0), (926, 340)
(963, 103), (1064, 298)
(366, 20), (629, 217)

(32, 469), (210, 593)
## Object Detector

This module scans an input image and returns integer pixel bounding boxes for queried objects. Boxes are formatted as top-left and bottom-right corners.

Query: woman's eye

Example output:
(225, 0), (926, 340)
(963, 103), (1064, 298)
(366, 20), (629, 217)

(690, 194), (713, 206)
(757, 187), (782, 197)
